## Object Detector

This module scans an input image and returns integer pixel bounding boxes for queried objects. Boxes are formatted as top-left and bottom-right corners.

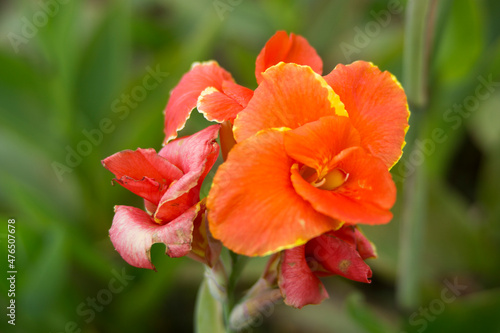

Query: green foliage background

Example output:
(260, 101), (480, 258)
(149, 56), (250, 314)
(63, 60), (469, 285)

(0, 0), (499, 332)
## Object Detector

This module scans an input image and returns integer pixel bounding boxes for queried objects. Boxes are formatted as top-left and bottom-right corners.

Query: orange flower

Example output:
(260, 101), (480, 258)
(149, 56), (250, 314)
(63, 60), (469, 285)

(207, 33), (409, 257)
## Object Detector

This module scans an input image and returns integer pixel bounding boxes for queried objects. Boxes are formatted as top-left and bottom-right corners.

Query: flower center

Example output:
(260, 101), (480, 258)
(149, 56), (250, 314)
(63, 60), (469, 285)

(316, 168), (349, 191)
(300, 165), (349, 191)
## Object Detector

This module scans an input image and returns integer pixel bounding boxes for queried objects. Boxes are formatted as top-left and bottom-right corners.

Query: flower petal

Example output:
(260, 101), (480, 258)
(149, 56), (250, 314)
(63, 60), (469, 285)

(207, 129), (341, 256)
(163, 61), (232, 143)
(305, 232), (372, 283)
(235, 63), (346, 143)
(255, 31), (323, 84)
(324, 61), (410, 168)
(155, 125), (220, 223)
(110, 205), (200, 270)
(329, 226), (377, 260)
(102, 148), (183, 205)
(284, 116), (361, 176)
(278, 245), (328, 308)
(290, 147), (396, 224)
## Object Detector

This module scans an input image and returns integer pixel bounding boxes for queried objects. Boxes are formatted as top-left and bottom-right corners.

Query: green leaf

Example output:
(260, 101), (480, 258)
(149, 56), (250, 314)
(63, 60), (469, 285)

(434, 0), (485, 84)
(195, 278), (225, 333)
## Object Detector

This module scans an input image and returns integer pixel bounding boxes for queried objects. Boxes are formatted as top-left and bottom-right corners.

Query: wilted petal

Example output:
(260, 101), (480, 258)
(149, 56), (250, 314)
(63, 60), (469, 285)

(110, 205), (200, 270)
(156, 125), (220, 222)
(306, 233), (372, 283)
(102, 148), (183, 205)
(278, 245), (328, 309)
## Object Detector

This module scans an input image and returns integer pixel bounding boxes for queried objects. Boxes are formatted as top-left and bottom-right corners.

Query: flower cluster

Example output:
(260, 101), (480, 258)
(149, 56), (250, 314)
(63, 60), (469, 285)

(103, 31), (409, 311)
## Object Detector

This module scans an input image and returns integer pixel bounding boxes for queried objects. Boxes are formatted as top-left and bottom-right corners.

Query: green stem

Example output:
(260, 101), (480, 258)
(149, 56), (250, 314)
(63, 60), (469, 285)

(397, 0), (438, 310)
(222, 251), (248, 332)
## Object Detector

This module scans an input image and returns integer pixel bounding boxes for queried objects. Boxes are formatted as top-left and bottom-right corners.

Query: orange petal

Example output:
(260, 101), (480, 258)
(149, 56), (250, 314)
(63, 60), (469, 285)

(278, 245), (329, 308)
(324, 61), (410, 168)
(207, 129), (341, 256)
(163, 61), (232, 143)
(234, 63), (346, 143)
(290, 147), (396, 224)
(255, 31), (323, 84)
(284, 116), (360, 177)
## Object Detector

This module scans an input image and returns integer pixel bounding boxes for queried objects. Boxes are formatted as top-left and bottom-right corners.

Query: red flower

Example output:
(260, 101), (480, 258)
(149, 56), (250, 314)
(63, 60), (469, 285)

(278, 226), (377, 308)
(102, 125), (220, 269)
(207, 33), (409, 256)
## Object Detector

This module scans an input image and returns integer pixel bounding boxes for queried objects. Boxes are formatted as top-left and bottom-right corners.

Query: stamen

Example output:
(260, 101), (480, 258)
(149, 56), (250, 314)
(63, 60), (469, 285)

(318, 169), (349, 191)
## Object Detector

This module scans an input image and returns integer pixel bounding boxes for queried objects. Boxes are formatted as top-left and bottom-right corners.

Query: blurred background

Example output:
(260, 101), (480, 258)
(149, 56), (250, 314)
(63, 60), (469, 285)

(1, 0), (500, 332)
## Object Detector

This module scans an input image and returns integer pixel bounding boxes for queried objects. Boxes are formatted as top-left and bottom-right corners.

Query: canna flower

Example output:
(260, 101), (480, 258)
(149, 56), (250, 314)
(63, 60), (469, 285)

(278, 225), (377, 308)
(162, 31), (323, 145)
(207, 33), (409, 256)
(102, 125), (220, 269)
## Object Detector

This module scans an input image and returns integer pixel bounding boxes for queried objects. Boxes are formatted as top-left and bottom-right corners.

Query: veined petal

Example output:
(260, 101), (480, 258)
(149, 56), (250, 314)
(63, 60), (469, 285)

(155, 125), (220, 223)
(305, 233), (372, 283)
(255, 31), (323, 84)
(163, 61), (232, 143)
(102, 148), (183, 205)
(284, 116), (361, 176)
(207, 129), (341, 256)
(235, 63), (346, 143)
(324, 61), (410, 169)
(110, 205), (200, 270)
(278, 245), (329, 309)
(290, 147), (396, 224)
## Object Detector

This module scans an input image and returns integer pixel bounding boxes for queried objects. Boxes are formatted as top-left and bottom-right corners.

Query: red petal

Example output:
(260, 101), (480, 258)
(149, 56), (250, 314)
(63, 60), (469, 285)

(278, 245), (329, 308)
(330, 225), (377, 260)
(102, 148), (183, 205)
(284, 116), (360, 176)
(110, 205), (199, 270)
(291, 147), (396, 224)
(255, 31), (323, 84)
(353, 227), (377, 260)
(305, 233), (372, 283)
(324, 61), (410, 168)
(163, 61), (232, 143)
(207, 129), (341, 256)
(155, 125), (220, 223)
(234, 63), (346, 143)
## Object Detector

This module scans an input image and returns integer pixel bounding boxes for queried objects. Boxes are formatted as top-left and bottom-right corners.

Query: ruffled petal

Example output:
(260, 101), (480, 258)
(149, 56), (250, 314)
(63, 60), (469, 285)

(305, 233), (372, 283)
(290, 147), (396, 224)
(255, 31), (323, 84)
(323, 61), (410, 168)
(278, 245), (328, 308)
(207, 129), (341, 256)
(284, 116), (360, 176)
(155, 125), (220, 223)
(163, 61), (232, 143)
(110, 205), (200, 270)
(235, 63), (346, 143)
(102, 148), (183, 205)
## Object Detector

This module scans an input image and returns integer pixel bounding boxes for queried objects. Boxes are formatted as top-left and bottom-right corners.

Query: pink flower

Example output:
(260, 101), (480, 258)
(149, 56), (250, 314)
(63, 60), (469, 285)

(102, 125), (220, 269)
